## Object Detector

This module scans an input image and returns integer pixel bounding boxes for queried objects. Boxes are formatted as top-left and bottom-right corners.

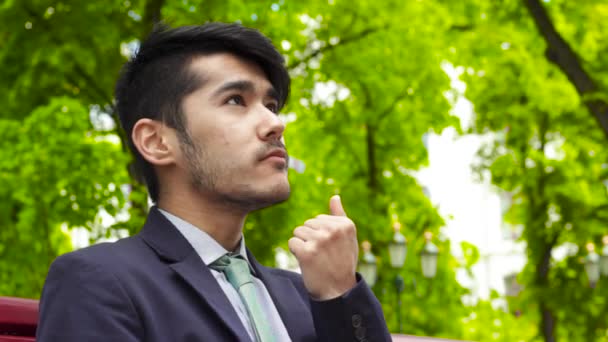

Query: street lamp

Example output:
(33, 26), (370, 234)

(356, 224), (440, 334)
(585, 242), (600, 288)
(600, 236), (608, 277)
(421, 232), (439, 279)
(388, 223), (407, 333)
(358, 240), (378, 287)
(388, 223), (407, 268)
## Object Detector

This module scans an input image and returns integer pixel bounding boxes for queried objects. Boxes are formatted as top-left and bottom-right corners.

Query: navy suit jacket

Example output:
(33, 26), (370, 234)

(37, 207), (390, 341)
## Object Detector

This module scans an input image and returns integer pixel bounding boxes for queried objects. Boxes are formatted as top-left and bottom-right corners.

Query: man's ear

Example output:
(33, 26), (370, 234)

(131, 118), (177, 166)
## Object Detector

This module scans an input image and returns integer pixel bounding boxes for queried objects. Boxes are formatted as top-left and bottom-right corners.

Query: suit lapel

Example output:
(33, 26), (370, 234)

(170, 253), (251, 342)
(247, 250), (315, 341)
(140, 207), (251, 342)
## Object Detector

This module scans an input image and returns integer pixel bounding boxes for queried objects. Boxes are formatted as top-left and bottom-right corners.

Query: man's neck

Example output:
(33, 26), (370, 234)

(157, 194), (247, 252)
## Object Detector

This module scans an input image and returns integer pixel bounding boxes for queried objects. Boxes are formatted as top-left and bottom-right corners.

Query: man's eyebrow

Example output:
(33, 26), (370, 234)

(266, 87), (280, 103)
(212, 80), (279, 102)
(212, 80), (255, 98)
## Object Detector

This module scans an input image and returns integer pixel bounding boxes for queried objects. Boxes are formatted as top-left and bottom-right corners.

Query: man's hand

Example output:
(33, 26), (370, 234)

(288, 195), (359, 300)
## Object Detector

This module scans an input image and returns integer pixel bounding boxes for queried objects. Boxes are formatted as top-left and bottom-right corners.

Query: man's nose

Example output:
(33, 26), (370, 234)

(258, 106), (285, 141)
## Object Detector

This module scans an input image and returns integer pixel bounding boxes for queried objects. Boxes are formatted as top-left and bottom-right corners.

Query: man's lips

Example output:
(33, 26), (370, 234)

(262, 149), (288, 161)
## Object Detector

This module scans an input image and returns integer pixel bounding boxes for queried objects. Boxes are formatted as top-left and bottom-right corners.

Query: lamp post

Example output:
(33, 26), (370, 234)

(421, 232), (439, 279)
(356, 224), (440, 334)
(388, 223), (407, 333)
(358, 240), (378, 287)
(585, 242), (600, 288)
(600, 236), (608, 277)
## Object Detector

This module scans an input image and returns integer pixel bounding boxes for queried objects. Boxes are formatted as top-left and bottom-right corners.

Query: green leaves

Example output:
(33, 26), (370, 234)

(0, 97), (129, 296)
(460, 241), (480, 271)
(447, 0), (608, 340)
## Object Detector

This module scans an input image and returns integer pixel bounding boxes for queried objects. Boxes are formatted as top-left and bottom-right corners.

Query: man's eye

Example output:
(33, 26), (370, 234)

(266, 102), (279, 113)
(226, 95), (245, 105)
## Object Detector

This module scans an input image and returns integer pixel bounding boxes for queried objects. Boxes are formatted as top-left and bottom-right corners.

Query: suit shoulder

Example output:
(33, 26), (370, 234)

(51, 235), (143, 272)
(39, 238), (144, 341)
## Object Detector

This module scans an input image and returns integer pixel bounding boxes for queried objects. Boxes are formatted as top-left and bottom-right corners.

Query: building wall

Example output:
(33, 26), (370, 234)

(416, 127), (526, 303)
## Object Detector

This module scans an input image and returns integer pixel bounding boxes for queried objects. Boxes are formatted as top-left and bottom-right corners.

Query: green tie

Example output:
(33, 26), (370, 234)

(210, 254), (276, 342)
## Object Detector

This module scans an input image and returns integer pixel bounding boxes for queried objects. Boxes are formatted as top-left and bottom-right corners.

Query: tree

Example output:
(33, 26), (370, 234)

(446, 0), (608, 340)
(0, 97), (130, 297)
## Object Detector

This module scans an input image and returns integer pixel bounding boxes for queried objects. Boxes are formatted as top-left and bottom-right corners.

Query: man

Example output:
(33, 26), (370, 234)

(37, 23), (390, 341)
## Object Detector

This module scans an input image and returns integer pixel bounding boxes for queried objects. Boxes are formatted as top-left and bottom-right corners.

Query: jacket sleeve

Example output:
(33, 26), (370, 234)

(36, 251), (143, 342)
(309, 274), (391, 342)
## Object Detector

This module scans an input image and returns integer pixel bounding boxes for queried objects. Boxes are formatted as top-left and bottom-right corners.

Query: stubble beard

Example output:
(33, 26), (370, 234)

(178, 130), (290, 212)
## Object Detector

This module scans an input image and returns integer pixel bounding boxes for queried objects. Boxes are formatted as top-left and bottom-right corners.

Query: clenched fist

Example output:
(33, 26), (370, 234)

(288, 195), (359, 300)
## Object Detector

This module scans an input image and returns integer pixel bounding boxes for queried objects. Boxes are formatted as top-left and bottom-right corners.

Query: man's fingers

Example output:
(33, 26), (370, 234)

(329, 195), (347, 217)
(288, 237), (306, 257)
(303, 218), (324, 230)
(293, 225), (321, 241)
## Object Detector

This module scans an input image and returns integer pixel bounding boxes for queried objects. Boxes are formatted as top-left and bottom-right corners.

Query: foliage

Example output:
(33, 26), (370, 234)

(0, 97), (129, 297)
(461, 294), (538, 342)
(445, 0), (608, 340)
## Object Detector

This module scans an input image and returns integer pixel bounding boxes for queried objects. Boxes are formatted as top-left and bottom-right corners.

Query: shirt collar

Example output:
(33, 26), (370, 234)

(158, 208), (250, 267)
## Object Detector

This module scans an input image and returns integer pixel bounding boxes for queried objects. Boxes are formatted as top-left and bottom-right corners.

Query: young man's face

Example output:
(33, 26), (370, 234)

(175, 53), (290, 209)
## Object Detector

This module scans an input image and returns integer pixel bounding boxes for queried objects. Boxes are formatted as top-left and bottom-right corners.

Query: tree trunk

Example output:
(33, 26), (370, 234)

(523, 0), (608, 140)
(530, 112), (557, 342)
(537, 244), (557, 342)
(540, 301), (556, 342)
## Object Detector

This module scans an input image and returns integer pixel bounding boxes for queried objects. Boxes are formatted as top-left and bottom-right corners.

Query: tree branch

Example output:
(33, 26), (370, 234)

(287, 24), (388, 71)
(449, 24), (474, 31)
(365, 123), (379, 192)
(141, 0), (165, 40)
(373, 90), (408, 126)
(311, 105), (366, 175)
(523, 0), (608, 140)
(587, 203), (608, 222)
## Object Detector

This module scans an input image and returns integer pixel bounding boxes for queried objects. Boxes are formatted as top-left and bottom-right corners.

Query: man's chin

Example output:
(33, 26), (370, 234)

(252, 185), (291, 208)
(219, 182), (291, 211)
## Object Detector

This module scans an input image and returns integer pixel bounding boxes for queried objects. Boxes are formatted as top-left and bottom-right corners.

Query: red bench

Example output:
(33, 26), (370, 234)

(0, 297), (37, 342)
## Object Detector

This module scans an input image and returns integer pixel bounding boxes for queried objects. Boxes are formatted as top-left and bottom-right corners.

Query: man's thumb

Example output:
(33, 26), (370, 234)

(329, 195), (347, 216)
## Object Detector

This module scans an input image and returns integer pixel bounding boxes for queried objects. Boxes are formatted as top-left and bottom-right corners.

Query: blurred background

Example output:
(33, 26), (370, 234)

(1, 0), (608, 341)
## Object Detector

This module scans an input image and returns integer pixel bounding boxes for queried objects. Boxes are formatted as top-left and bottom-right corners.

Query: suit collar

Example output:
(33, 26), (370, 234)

(157, 207), (231, 265)
(139, 206), (192, 262)
(140, 206), (252, 342)
(155, 208), (256, 274)
(141, 206), (314, 341)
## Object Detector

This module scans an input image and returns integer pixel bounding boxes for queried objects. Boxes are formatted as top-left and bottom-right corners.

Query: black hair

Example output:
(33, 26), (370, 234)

(115, 23), (290, 203)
